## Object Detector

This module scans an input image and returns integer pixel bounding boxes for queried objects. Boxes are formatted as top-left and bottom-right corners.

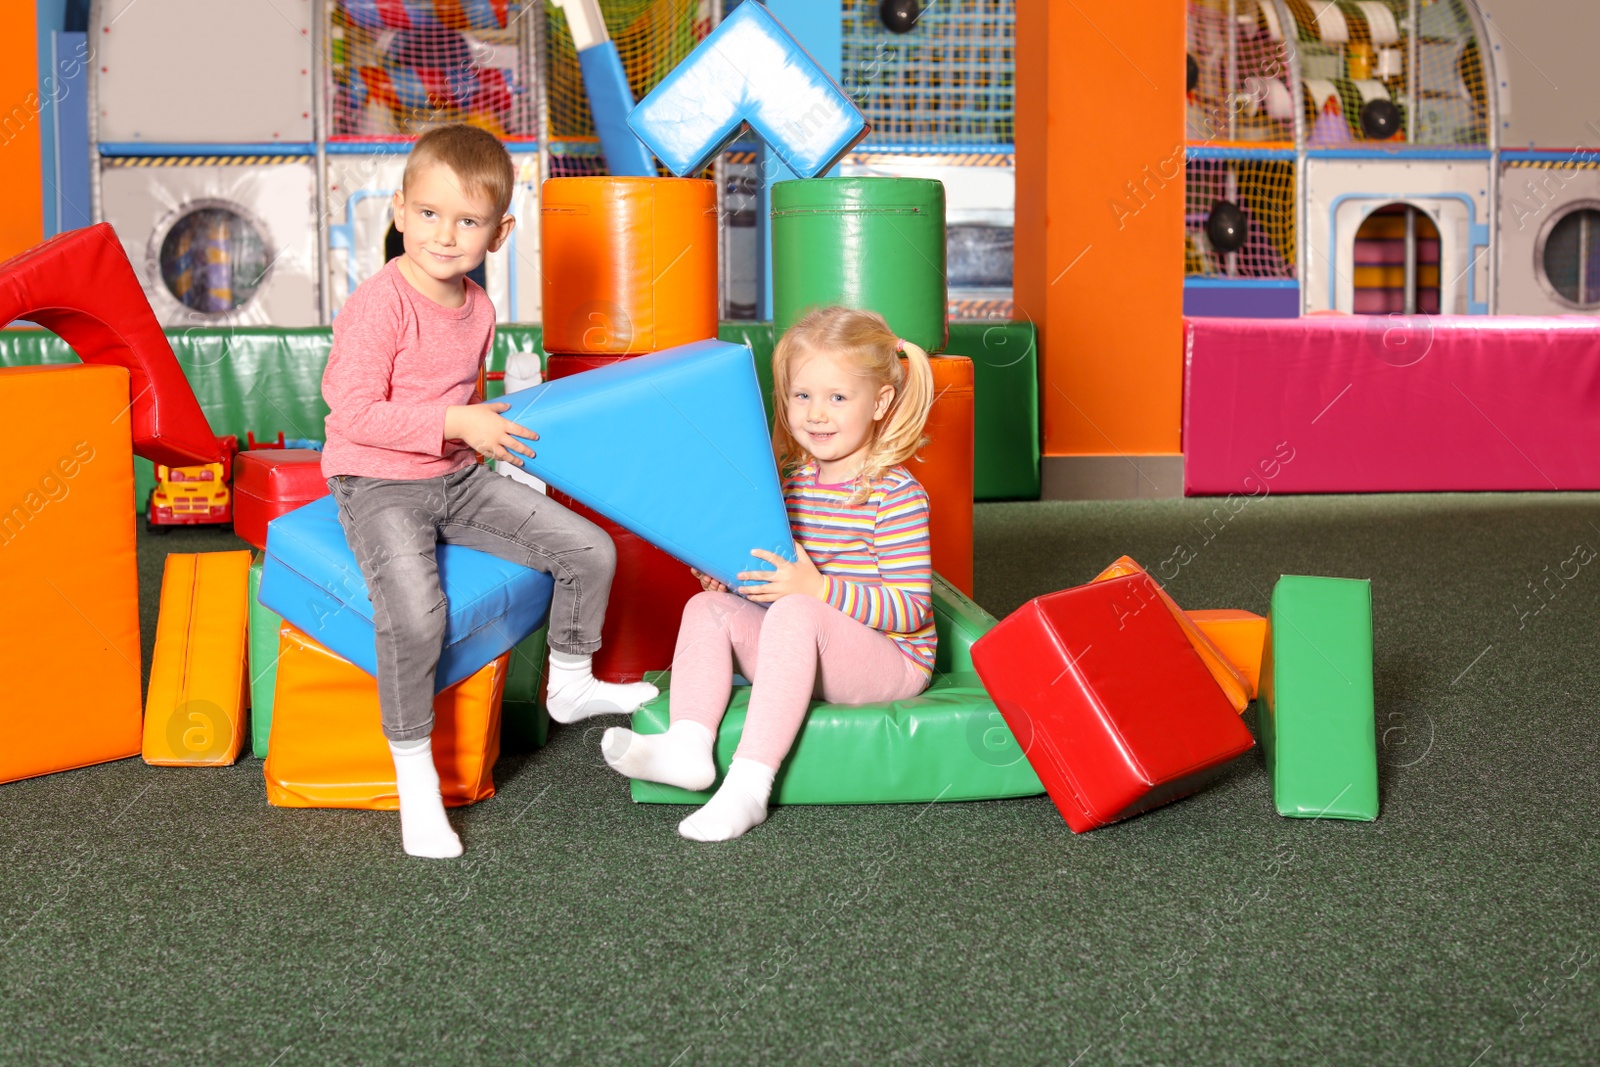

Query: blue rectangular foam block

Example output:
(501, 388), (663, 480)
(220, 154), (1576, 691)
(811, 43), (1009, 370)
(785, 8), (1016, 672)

(497, 339), (796, 588)
(577, 41), (658, 177)
(626, 0), (869, 178)
(258, 496), (555, 690)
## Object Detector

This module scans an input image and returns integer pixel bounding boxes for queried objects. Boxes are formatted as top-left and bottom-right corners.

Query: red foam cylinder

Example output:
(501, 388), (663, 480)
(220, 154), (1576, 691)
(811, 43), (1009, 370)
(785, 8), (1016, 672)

(0, 224), (220, 467)
(545, 354), (702, 682)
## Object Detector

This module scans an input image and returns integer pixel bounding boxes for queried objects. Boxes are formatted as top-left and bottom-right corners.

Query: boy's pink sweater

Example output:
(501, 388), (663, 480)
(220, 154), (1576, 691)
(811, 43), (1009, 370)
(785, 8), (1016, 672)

(321, 259), (496, 480)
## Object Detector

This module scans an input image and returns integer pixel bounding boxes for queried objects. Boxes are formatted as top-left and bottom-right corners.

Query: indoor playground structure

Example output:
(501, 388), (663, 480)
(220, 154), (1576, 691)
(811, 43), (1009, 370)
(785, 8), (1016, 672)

(2, 1), (1599, 1063)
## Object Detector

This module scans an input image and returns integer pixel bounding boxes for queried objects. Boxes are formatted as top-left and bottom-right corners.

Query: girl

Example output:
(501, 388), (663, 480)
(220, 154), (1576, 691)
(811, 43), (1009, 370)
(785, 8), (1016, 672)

(601, 306), (938, 841)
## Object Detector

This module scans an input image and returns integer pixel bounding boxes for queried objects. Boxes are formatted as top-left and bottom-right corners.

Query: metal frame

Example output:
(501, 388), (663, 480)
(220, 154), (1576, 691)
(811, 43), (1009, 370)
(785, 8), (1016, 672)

(1324, 189), (1489, 314)
(140, 194), (282, 321)
(312, 0), (330, 323)
(1531, 198), (1600, 311)
(1456, 0), (1502, 312)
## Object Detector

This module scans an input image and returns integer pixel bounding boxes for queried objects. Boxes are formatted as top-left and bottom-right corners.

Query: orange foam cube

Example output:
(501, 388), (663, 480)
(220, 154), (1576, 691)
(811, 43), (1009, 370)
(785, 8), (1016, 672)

(1090, 556), (1252, 712)
(0, 365), (142, 783)
(264, 622), (507, 809)
(1186, 609), (1268, 701)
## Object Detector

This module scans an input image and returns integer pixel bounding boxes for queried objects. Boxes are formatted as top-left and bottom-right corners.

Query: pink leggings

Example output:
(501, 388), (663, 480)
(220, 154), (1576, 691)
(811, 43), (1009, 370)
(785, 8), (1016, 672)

(670, 592), (930, 770)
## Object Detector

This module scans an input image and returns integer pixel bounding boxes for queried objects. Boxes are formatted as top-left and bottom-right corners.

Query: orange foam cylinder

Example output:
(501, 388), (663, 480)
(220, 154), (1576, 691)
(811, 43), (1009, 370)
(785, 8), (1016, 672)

(1186, 609), (1267, 701)
(0, 365), (142, 783)
(142, 550), (252, 766)
(540, 177), (718, 355)
(1090, 556), (1251, 713)
(263, 623), (507, 809)
(920, 355), (976, 596)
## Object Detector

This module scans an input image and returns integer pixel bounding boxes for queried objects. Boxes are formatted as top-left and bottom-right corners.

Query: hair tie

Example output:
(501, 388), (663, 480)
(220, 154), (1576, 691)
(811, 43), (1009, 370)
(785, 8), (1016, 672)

(895, 338), (907, 353)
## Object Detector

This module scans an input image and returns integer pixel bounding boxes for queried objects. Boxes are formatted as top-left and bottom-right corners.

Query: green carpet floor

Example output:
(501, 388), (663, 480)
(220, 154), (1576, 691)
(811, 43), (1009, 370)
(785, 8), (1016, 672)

(2, 494), (1597, 1065)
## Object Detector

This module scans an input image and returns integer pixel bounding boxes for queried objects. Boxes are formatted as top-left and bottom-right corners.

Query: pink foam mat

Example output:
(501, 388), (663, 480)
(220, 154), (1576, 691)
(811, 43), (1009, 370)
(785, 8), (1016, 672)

(1183, 315), (1600, 494)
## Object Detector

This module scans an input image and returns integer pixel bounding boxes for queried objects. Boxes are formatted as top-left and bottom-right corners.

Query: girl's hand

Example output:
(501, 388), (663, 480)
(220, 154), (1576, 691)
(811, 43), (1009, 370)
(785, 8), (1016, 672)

(445, 403), (538, 466)
(690, 567), (729, 594)
(738, 541), (825, 603)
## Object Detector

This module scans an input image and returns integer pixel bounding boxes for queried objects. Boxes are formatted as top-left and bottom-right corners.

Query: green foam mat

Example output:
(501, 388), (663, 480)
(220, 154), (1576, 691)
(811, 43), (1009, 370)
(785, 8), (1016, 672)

(1260, 575), (1379, 821)
(628, 574), (1042, 805)
(629, 670), (1043, 805)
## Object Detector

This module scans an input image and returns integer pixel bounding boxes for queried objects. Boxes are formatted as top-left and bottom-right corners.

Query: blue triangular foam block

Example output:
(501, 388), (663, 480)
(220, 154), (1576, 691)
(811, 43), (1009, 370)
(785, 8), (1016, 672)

(497, 340), (796, 587)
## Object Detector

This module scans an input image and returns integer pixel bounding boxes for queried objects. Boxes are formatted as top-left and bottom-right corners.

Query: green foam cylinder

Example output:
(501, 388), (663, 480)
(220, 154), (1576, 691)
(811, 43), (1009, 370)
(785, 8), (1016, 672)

(770, 177), (948, 353)
(1260, 575), (1379, 821)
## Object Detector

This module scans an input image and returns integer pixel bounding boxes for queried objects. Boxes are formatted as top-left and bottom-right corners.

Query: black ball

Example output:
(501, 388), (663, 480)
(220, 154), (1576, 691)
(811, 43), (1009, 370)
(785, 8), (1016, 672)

(1205, 200), (1248, 253)
(1361, 98), (1402, 140)
(1187, 53), (1199, 92)
(879, 0), (921, 34)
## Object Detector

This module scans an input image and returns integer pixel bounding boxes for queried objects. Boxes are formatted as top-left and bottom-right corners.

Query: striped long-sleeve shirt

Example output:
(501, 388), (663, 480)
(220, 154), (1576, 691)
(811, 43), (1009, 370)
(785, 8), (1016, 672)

(784, 462), (937, 674)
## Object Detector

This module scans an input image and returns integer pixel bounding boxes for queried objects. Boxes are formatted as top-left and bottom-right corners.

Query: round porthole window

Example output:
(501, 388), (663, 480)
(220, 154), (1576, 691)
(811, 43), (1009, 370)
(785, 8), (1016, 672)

(1539, 206), (1600, 309)
(158, 205), (269, 315)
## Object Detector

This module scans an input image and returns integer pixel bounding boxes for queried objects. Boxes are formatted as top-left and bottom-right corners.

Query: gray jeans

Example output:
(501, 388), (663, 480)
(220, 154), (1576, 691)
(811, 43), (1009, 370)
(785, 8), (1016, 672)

(329, 464), (616, 741)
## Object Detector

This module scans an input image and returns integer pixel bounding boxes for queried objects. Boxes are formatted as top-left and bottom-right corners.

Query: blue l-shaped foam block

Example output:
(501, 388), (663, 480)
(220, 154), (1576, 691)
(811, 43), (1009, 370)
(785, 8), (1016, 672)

(626, 0), (869, 178)
(496, 339), (796, 587)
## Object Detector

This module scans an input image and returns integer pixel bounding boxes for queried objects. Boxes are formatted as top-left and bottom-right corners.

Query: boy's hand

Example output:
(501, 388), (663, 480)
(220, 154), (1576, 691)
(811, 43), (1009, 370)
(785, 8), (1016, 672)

(690, 568), (729, 594)
(738, 541), (825, 603)
(445, 403), (537, 466)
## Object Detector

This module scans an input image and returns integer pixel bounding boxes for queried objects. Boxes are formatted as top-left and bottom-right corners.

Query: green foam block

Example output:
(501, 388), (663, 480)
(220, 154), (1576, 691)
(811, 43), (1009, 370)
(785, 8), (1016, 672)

(501, 625), (551, 750)
(1260, 575), (1379, 821)
(629, 575), (1044, 805)
(247, 557), (284, 759)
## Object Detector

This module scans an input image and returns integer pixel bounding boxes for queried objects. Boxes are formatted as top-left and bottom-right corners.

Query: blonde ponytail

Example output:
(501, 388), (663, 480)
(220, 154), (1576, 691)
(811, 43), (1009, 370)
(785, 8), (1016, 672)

(854, 337), (933, 499)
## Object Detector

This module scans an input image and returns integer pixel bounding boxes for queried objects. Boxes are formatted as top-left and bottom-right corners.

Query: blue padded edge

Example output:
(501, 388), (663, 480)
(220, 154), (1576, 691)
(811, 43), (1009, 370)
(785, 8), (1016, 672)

(258, 496), (555, 691)
(627, 0), (868, 178)
(577, 42), (658, 177)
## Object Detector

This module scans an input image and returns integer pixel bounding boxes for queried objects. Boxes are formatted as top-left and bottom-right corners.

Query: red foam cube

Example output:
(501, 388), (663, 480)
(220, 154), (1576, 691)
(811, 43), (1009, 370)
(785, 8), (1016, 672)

(972, 573), (1256, 832)
(233, 449), (329, 551)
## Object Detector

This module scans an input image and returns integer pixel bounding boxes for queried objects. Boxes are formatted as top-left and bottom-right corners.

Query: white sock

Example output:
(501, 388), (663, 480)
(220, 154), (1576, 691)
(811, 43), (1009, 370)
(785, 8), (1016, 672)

(602, 720), (717, 791)
(388, 737), (463, 860)
(546, 650), (659, 724)
(678, 758), (776, 842)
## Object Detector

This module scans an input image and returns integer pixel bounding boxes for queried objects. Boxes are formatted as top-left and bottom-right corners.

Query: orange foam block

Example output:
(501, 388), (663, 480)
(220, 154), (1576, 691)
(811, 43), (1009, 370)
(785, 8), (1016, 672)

(142, 551), (252, 766)
(264, 622), (507, 809)
(0, 365), (142, 783)
(1090, 556), (1251, 713)
(1186, 609), (1267, 701)
(920, 355), (976, 596)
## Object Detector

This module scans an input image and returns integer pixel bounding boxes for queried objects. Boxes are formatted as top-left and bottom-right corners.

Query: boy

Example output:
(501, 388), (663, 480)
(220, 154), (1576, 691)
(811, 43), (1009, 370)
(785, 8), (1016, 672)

(321, 125), (656, 859)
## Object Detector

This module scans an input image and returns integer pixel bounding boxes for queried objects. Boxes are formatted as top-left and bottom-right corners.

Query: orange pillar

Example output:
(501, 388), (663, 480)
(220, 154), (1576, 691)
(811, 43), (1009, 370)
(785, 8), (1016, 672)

(0, 3), (44, 260)
(1015, 0), (1186, 498)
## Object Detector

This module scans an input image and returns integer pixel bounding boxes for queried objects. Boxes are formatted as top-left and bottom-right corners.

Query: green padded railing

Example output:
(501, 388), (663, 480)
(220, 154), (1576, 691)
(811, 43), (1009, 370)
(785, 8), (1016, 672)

(0, 319), (1039, 509)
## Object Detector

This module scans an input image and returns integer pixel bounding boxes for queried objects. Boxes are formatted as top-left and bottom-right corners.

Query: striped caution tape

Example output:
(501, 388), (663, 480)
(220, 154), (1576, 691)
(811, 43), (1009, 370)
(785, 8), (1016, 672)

(1504, 157), (1600, 171)
(846, 152), (1015, 168)
(720, 151), (1013, 168)
(102, 155), (308, 167)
